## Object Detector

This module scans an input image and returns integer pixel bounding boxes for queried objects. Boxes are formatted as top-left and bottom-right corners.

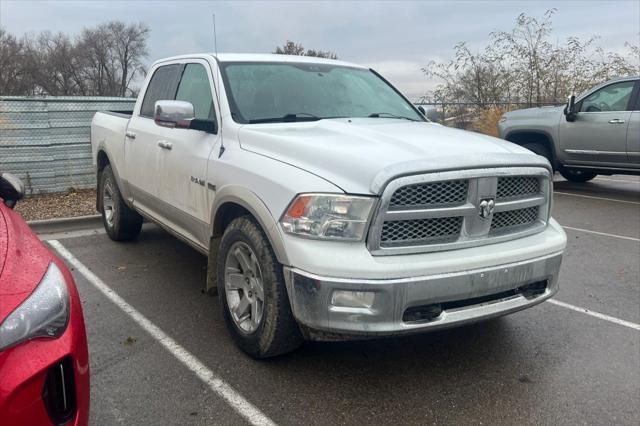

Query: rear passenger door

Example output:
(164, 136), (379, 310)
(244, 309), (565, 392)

(157, 61), (221, 248)
(126, 63), (183, 216)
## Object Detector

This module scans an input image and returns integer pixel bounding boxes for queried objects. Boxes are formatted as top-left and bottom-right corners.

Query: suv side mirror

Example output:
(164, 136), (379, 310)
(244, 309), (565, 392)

(417, 106), (426, 116)
(0, 173), (25, 208)
(564, 95), (577, 122)
(154, 100), (217, 134)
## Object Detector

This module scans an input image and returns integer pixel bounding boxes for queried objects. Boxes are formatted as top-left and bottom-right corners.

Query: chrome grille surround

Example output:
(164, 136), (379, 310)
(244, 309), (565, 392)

(367, 167), (551, 255)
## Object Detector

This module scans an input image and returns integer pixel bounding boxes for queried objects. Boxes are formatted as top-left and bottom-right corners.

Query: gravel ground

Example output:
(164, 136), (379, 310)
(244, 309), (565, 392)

(16, 189), (98, 221)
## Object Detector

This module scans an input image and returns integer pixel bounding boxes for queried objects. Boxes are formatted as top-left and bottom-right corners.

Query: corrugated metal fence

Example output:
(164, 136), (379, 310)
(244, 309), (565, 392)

(0, 96), (136, 194)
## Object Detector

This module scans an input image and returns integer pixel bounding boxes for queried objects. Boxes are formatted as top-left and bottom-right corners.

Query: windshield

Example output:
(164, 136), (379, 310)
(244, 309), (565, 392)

(218, 62), (424, 124)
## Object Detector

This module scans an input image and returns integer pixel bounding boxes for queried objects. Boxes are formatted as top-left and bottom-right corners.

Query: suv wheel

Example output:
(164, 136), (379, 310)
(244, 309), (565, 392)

(99, 165), (143, 241)
(217, 216), (302, 358)
(559, 168), (597, 183)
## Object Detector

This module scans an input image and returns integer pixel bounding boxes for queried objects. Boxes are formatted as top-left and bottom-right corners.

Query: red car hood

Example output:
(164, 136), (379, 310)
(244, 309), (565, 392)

(0, 204), (52, 322)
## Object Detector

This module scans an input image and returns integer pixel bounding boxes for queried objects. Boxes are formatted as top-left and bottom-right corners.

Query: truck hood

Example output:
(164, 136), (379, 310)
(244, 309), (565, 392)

(504, 105), (564, 119)
(238, 118), (550, 194)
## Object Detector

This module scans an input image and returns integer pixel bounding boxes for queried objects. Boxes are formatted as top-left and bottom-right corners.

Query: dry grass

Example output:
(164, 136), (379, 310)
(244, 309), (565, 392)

(471, 106), (511, 137)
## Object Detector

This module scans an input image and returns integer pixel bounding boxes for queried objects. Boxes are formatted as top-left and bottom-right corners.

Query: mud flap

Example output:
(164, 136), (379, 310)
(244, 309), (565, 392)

(206, 236), (221, 296)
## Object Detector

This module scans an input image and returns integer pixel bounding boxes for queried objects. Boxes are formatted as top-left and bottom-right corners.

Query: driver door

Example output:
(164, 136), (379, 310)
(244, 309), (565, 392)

(559, 80), (635, 167)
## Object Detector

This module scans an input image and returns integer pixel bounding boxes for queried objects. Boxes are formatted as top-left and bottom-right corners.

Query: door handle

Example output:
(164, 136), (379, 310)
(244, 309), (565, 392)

(158, 140), (173, 150)
(125, 131), (136, 139)
(608, 119), (625, 124)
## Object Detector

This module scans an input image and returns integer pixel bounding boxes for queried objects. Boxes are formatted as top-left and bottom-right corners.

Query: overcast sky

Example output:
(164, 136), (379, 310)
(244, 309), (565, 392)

(1, 0), (638, 100)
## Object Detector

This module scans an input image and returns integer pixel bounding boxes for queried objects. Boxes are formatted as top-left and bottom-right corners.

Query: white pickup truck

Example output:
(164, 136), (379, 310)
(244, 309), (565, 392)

(91, 53), (566, 358)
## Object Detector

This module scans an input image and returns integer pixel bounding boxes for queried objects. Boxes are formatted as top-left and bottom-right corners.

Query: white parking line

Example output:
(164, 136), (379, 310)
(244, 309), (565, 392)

(562, 226), (640, 242)
(554, 191), (640, 205)
(48, 240), (277, 426)
(547, 299), (640, 331)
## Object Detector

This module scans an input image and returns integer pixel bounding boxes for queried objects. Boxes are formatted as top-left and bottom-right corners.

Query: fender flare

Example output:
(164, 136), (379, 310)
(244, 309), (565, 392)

(210, 185), (290, 266)
(504, 129), (559, 169)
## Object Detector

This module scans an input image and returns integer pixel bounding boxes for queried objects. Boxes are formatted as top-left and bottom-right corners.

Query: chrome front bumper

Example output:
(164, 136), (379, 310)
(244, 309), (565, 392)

(283, 252), (562, 340)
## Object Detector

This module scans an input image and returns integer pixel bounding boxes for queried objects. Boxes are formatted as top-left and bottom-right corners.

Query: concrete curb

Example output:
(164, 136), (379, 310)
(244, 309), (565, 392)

(28, 214), (102, 235)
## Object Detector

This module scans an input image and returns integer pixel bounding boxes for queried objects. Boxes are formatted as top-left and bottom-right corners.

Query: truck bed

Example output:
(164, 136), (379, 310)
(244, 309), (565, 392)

(90, 110), (133, 172)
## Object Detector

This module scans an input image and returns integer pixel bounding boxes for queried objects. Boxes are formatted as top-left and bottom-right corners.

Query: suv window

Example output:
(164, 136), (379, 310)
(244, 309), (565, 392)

(140, 64), (184, 117)
(175, 64), (215, 120)
(579, 81), (635, 113)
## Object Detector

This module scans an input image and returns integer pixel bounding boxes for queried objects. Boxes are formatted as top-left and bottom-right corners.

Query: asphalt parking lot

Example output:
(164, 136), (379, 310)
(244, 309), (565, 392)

(43, 175), (639, 425)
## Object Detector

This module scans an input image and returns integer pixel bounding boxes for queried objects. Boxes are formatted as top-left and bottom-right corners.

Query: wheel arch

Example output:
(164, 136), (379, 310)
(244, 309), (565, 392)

(210, 186), (289, 266)
(505, 130), (558, 169)
(95, 148), (130, 211)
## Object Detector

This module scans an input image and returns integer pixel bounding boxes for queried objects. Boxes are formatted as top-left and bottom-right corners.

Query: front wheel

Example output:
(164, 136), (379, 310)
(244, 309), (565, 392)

(217, 216), (302, 358)
(559, 168), (597, 183)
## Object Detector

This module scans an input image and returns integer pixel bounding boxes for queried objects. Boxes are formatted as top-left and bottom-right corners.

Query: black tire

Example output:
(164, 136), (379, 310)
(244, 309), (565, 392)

(217, 216), (302, 358)
(522, 142), (553, 167)
(559, 168), (597, 183)
(99, 165), (143, 241)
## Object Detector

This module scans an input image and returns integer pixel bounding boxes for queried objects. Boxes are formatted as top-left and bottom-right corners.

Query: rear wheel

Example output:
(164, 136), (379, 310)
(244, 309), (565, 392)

(99, 165), (143, 241)
(559, 168), (597, 183)
(217, 216), (302, 358)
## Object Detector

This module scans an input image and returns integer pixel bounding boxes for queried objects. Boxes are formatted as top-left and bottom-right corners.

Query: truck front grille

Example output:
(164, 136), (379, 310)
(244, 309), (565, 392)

(367, 167), (551, 255)
(490, 206), (539, 232)
(389, 180), (467, 208)
(497, 176), (539, 200)
(380, 216), (463, 247)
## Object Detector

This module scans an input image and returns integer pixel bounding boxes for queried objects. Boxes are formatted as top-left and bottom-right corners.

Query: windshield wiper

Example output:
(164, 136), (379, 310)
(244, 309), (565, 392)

(249, 113), (322, 124)
(368, 112), (418, 121)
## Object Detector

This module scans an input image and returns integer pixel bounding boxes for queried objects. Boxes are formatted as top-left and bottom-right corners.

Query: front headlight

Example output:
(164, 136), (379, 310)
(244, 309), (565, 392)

(0, 262), (70, 351)
(280, 194), (376, 241)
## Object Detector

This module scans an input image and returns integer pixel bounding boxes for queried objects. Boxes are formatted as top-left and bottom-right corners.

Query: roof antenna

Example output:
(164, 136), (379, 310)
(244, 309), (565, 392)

(213, 13), (225, 158)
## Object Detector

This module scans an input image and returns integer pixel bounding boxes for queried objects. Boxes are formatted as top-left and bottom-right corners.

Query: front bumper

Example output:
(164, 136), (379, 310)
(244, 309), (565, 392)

(284, 251), (562, 339)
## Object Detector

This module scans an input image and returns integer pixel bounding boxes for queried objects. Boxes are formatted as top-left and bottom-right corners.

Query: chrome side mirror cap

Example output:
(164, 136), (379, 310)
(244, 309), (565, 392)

(0, 173), (25, 208)
(154, 100), (195, 129)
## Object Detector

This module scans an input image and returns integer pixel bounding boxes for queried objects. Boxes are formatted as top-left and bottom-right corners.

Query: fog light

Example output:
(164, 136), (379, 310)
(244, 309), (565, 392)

(331, 290), (375, 309)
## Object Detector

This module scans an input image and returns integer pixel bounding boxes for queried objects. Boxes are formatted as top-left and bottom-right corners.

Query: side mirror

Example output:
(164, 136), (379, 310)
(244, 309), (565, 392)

(417, 106), (426, 116)
(154, 100), (195, 129)
(0, 173), (25, 208)
(154, 100), (217, 133)
(564, 95), (577, 122)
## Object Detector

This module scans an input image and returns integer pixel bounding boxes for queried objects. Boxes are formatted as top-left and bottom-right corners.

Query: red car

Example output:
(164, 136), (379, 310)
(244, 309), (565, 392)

(0, 173), (89, 425)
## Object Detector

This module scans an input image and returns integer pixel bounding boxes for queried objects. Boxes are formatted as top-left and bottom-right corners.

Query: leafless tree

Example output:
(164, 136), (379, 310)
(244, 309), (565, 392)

(422, 10), (640, 108)
(0, 21), (149, 97)
(106, 21), (149, 97)
(273, 40), (338, 59)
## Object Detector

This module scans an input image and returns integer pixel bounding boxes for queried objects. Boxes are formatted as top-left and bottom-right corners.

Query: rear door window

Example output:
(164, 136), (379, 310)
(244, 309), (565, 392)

(175, 64), (216, 120)
(140, 64), (184, 117)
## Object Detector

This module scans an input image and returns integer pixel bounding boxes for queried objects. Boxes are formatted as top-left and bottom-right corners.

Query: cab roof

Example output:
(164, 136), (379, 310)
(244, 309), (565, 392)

(153, 53), (367, 69)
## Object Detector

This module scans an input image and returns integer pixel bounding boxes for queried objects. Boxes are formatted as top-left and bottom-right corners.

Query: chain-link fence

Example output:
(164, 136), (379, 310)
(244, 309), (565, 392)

(0, 96), (136, 194)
